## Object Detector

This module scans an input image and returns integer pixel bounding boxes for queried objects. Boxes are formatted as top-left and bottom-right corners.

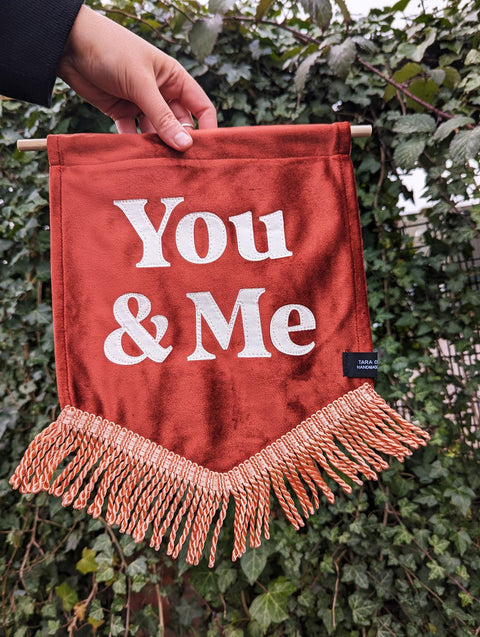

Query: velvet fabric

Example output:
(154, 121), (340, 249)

(11, 124), (429, 565)
(47, 123), (371, 473)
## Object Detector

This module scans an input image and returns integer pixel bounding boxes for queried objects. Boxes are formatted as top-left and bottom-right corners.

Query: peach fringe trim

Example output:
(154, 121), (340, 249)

(10, 383), (429, 567)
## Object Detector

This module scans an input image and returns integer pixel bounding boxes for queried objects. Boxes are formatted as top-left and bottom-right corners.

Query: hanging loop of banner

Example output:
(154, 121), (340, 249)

(16, 125), (372, 152)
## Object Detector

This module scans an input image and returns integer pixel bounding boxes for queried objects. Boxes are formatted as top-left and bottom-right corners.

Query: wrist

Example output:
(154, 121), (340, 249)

(59, 5), (97, 77)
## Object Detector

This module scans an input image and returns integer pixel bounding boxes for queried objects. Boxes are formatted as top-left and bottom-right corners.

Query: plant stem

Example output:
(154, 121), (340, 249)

(356, 55), (459, 123)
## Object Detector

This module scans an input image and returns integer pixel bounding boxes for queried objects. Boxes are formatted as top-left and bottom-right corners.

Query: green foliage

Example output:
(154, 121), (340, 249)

(249, 578), (297, 632)
(327, 37), (357, 79)
(1, 0), (479, 635)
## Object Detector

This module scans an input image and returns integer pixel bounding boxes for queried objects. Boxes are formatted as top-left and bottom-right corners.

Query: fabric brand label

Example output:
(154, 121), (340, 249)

(343, 352), (378, 378)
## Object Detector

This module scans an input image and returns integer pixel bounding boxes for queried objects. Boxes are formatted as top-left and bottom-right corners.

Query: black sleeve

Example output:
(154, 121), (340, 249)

(0, 0), (84, 106)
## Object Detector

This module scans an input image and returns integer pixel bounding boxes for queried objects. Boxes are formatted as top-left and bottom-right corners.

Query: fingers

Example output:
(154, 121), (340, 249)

(114, 102), (195, 137)
(137, 114), (156, 134)
(167, 99), (195, 129)
(138, 99), (195, 135)
(175, 74), (217, 131)
(135, 79), (194, 150)
(115, 116), (139, 134)
(195, 103), (218, 130)
(114, 73), (217, 147)
(135, 58), (217, 148)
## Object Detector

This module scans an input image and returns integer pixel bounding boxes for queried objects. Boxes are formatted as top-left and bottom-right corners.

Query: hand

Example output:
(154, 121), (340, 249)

(58, 6), (217, 151)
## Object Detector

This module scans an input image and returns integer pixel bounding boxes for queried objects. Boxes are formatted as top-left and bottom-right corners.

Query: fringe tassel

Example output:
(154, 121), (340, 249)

(10, 383), (429, 566)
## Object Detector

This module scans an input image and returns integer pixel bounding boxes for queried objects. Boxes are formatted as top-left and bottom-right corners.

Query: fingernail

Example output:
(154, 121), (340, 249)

(173, 130), (192, 149)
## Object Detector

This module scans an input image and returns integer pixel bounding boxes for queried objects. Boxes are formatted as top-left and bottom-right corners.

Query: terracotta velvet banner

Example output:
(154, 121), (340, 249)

(11, 123), (429, 565)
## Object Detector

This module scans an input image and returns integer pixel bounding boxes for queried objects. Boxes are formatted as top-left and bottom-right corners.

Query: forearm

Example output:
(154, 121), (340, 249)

(0, 0), (84, 106)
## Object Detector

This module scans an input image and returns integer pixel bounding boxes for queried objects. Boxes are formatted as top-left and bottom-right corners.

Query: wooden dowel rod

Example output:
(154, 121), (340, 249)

(351, 124), (372, 138)
(16, 125), (372, 152)
(17, 138), (49, 152)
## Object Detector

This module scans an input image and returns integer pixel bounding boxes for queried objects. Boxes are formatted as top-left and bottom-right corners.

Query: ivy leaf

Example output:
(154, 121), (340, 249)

(109, 615), (126, 636)
(176, 597), (203, 627)
(256, 0), (275, 21)
(73, 601), (87, 622)
(76, 548), (98, 575)
(47, 620), (61, 633)
(91, 533), (114, 559)
(449, 127), (480, 163)
(393, 139), (425, 168)
(190, 563), (219, 598)
(348, 592), (378, 626)
(88, 599), (105, 629)
(384, 62), (422, 101)
(352, 35), (377, 54)
(131, 573), (149, 593)
(430, 536), (449, 556)
(300, 0), (333, 29)
(216, 563), (237, 593)
(395, 525), (413, 545)
(465, 49), (480, 64)
(249, 589), (288, 631)
(55, 582), (79, 612)
(295, 51), (322, 93)
(120, 534), (137, 557)
(248, 577), (295, 630)
(209, 0), (235, 13)
(393, 61), (422, 83)
(268, 577), (297, 596)
(95, 564), (115, 583)
(454, 530), (472, 556)
(392, 0), (411, 10)
(442, 66), (461, 89)
(125, 556), (148, 577)
(460, 73), (480, 93)
(65, 530), (81, 553)
(113, 573), (127, 595)
(429, 68), (446, 86)
(334, 0), (351, 24)
(240, 546), (268, 584)
(412, 28), (437, 62)
(190, 15), (223, 61)
(432, 116), (475, 142)
(444, 486), (475, 515)
(342, 564), (369, 589)
(328, 38), (356, 79)
(218, 62), (251, 85)
(406, 78), (439, 111)
(427, 560), (446, 580)
(393, 114), (436, 134)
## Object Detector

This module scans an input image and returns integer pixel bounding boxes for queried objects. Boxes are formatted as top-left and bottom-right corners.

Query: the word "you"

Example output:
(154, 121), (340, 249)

(113, 197), (293, 266)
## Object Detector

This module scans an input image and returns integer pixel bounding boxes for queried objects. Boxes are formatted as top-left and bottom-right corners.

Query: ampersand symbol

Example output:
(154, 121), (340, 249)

(104, 293), (172, 365)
